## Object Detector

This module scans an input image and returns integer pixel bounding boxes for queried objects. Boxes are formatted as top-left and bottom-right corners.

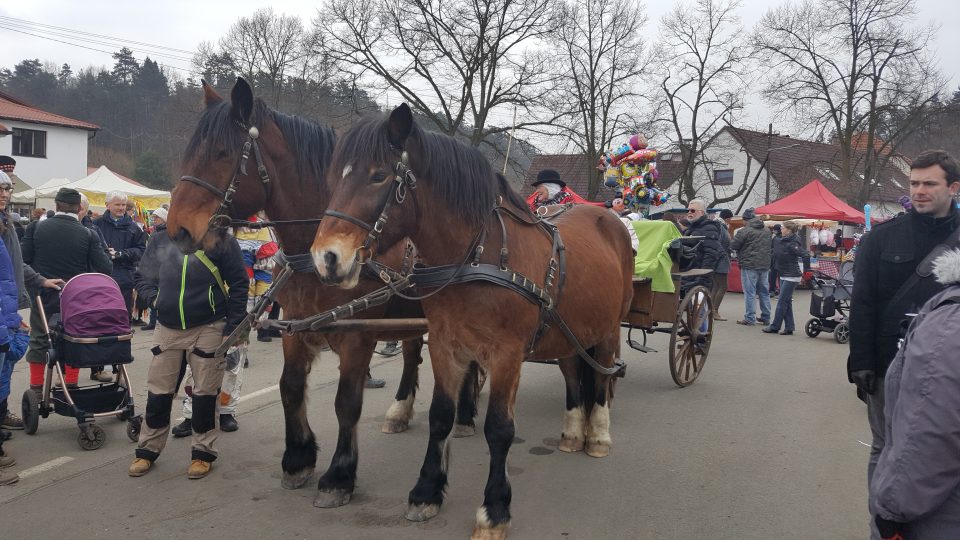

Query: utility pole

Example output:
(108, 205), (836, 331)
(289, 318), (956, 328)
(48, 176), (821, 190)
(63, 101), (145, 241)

(765, 123), (772, 205)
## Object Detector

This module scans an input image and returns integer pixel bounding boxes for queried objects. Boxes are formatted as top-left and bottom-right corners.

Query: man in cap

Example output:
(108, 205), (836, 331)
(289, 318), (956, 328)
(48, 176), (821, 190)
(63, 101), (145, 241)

(21, 188), (113, 394)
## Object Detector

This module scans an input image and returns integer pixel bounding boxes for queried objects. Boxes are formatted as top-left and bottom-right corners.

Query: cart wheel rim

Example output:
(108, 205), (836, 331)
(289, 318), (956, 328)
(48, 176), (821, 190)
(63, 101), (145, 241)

(805, 319), (822, 337)
(835, 324), (850, 344)
(670, 286), (713, 387)
(78, 424), (106, 450)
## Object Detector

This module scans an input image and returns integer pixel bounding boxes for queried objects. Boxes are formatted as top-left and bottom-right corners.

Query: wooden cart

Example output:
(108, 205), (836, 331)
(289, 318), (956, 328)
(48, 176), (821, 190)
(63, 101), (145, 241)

(622, 268), (714, 387)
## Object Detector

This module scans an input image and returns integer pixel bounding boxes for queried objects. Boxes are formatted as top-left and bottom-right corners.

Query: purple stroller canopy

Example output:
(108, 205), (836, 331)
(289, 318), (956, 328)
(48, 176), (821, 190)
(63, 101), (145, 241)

(60, 273), (131, 337)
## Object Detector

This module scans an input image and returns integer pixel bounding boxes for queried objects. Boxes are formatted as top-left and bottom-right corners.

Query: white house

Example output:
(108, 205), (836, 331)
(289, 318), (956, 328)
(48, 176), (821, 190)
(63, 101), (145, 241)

(0, 90), (99, 188)
(687, 126), (909, 219)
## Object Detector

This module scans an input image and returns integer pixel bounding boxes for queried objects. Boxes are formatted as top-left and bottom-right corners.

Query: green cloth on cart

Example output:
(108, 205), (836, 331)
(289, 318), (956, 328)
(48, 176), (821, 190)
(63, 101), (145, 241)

(632, 220), (681, 293)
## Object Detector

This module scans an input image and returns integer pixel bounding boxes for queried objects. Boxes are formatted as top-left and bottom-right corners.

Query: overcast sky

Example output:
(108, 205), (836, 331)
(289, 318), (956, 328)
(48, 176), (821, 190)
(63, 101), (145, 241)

(1, 0), (957, 139)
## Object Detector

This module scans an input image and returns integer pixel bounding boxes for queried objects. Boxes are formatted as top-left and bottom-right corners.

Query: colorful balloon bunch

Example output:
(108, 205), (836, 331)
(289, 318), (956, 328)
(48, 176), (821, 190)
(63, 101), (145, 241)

(597, 134), (670, 208)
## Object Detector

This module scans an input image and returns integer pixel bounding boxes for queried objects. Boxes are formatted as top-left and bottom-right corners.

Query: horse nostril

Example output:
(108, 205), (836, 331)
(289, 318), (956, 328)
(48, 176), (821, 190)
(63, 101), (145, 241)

(324, 251), (338, 268)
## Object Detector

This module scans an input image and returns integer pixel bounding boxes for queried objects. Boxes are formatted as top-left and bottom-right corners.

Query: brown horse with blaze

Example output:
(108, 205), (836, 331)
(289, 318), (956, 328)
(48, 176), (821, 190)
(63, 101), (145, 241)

(311, 104), (634, 539)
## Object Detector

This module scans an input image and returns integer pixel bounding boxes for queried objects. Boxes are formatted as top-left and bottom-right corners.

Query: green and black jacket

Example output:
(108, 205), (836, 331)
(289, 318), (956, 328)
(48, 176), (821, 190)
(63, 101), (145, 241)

(134, 225), (249, 335)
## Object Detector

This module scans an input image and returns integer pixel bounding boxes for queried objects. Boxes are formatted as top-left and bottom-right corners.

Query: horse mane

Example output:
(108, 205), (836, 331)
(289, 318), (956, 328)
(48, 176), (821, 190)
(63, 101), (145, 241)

(184, 99), (335, 191)
(333, 114), (531, 225)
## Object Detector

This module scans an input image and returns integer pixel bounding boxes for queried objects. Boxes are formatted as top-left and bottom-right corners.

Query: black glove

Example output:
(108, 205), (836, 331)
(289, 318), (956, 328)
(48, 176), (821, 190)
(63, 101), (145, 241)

(875, 515), (905, 539)
(850, 369), (876, 395)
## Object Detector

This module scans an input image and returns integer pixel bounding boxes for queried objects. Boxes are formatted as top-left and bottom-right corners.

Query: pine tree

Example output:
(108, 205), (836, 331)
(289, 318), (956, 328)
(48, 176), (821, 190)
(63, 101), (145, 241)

(111, 47), (140, 84)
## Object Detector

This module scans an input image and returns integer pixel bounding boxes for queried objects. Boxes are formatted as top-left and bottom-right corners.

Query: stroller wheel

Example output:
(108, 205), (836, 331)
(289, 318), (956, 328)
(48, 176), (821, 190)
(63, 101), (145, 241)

(804, 319), (822, 338)
(78, 424), (106, 450)
(834, 323), (850, 345)
(127, 416), (142, 443)
(21, 389), (40, 435)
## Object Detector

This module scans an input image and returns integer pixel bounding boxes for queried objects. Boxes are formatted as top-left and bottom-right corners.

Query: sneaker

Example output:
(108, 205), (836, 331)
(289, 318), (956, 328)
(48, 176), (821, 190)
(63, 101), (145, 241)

(713, 313), (727, 321)
(187, 459), (212, 479)
(376, 342), (401, 357)
(736, 320), (755, 326)
(0, 454), (15, 468)
(90, 371), (113, 383)
(0, 470), (18, 485)
(171, 418), (192, 438)
(2, 412), (24, 430)
(779, 330), (794, 336)
(365, 374), (386, 389)
(759, 318), (770, 325)
(761, 326), (779, 334)
(128, 457), (153, 477)
(219, 414), (239, 433)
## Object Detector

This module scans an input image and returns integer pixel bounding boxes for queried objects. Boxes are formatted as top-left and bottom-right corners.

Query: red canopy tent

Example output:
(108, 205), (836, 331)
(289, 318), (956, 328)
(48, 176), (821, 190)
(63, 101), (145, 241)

(756, 179), (866, 224)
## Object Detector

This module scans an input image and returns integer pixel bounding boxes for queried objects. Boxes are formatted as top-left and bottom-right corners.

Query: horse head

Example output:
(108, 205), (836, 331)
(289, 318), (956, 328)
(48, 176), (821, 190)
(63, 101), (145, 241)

(168, 77), (288, 253)
(311, 104), (421, 288)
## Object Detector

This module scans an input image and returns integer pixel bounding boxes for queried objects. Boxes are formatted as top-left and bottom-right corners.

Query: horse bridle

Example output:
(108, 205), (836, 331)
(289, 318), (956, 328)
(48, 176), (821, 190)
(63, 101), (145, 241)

(180, 123), (273, 230)
(322, 150), (417, 265)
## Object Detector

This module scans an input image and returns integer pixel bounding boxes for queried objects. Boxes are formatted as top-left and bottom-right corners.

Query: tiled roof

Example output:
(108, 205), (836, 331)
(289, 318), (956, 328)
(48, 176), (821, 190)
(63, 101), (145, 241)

(521, 153), (684, 202)
(725, 126), (907, 203)
(0, 91), (99, 131)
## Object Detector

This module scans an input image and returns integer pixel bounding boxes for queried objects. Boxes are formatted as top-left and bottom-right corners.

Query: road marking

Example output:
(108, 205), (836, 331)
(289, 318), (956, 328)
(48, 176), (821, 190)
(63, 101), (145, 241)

(237, 384), (279, 403)
(18, 456), (74, 479)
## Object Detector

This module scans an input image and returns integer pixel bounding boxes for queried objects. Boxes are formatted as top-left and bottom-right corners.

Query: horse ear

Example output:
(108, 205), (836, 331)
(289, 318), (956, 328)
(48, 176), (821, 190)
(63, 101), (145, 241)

(230, 77), (254, 123)
(388, 103), (414, 149)
(201, 79), (223, 107)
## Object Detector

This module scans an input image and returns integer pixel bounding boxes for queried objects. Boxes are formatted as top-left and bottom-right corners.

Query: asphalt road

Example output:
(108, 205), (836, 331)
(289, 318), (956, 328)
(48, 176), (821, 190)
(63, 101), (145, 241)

(0, 290), (870, 539)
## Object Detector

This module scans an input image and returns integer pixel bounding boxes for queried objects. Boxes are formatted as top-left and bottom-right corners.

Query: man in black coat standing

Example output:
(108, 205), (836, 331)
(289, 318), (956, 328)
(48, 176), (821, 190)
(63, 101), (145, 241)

(92, 191), (147, 382)
(848, 149), (960, 535)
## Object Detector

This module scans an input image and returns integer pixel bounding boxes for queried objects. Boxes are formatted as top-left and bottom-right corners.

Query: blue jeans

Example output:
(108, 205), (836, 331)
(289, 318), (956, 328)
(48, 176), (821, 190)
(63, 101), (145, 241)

(740, 268), (771, 323)
(767, 279), (797, 332)
(0, 351), (12, 403)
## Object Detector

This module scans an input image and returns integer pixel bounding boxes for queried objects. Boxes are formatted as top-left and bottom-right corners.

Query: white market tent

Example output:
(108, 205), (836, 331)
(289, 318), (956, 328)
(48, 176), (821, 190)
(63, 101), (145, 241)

(12, 166), (170, 210)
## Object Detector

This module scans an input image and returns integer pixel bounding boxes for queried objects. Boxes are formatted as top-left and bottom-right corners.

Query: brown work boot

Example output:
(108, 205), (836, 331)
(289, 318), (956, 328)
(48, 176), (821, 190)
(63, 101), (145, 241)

(0, 469), (18, 485)
(128, 458), (153, 477)
(0, 454), (15, 468)
(2, 412), (24, 430)
(187, 459), (212, 479)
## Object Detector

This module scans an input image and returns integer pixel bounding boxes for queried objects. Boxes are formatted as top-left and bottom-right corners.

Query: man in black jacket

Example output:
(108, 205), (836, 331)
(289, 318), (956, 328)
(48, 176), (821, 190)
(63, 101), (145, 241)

(682, 199), (723, 291)
(129, 222), (248, 480)
(21, 188), (113, 393)
(92, 191), (147, 382)
(848, 149), (960, 519)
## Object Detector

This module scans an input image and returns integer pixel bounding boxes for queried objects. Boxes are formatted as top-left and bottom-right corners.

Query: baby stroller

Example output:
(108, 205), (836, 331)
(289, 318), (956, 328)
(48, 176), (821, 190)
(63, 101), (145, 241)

(805, 260), (854, 344)
(21, 273), (141, 450)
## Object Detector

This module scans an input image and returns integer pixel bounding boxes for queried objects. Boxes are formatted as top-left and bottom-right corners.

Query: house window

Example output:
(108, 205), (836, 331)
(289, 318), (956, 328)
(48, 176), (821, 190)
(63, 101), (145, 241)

(713, 169), (734, 186)
(12, 128), (47, 158)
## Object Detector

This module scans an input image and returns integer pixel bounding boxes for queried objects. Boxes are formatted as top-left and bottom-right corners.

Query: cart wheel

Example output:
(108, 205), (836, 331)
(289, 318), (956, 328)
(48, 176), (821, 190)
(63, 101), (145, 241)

(21, 389), (39, 435)
(669, 285), (713, 387)
(805, 319), (822, 338)
(127, 416), (142, 442)
(78, 424), (106, 450)
(834, 322), (850, 344)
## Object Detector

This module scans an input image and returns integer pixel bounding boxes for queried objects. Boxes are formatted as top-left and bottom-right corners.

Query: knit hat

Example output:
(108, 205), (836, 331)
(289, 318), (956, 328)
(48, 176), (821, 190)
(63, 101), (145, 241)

(151, 207), (168, 221)
(0, 156), (14, 173)
(55, 187), (82, 205)
(743, 208), (756, 220)
(719, 209), (733, 220)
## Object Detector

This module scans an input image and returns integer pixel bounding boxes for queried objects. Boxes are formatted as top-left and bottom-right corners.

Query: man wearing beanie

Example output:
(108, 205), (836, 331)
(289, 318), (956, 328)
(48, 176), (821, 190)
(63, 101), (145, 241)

(21, 188), (113, 394)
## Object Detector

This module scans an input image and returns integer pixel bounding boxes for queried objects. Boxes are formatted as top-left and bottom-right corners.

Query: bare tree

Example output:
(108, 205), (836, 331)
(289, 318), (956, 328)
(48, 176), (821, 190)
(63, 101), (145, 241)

(654, 0), (751, 206)
(550, 0), (650, 199)
(318, 0), (559, 146)
(754, 0), (943, 207)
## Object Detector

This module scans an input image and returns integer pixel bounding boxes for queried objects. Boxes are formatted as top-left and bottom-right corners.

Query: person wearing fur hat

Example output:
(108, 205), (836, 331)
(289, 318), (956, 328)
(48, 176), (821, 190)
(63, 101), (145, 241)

(870, 248), (960, 538)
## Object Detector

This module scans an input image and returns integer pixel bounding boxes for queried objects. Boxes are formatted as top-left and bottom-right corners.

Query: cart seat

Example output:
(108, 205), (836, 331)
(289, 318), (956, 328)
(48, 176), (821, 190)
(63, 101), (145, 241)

(631, 220), (682, 293)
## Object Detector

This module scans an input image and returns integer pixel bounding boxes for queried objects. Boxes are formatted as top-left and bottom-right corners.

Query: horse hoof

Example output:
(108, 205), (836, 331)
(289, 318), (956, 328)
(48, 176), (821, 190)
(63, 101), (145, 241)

(381, 419), (410, 434)
(471, 524), (510, 540)
(558, 436), (584, 453)
(452, 423), (476, 438)
(404, 503), (440, 522)
(313, 488), (352, 508)
(585, 441), (610, 458)
(281, 468), (314, 490)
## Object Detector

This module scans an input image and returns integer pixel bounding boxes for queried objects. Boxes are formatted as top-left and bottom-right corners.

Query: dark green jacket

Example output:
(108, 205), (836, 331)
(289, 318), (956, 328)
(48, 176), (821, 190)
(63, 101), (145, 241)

(21, 215), (113, 281)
